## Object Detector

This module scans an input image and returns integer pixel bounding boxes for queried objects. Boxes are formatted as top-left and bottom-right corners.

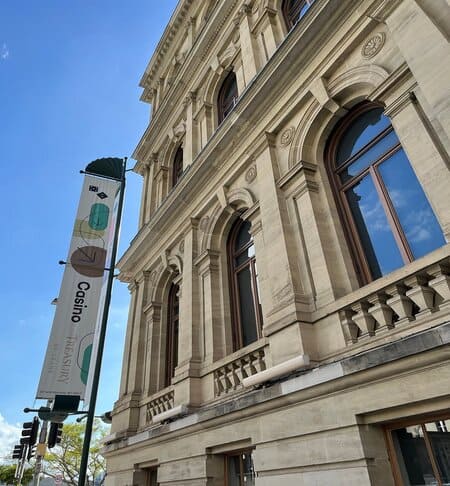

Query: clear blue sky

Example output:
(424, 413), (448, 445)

(0, 0), (178, 458)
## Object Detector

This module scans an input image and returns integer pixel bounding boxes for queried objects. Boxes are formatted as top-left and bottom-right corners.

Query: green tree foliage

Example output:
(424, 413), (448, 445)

(43, 420), (107, 486)
(0, 464), (33, 485)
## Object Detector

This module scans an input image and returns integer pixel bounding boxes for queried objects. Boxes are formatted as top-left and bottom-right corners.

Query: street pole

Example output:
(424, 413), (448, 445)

(33, 400), (51, 486)
(16, 445), (27, 486)
(78, 158), (127, 486)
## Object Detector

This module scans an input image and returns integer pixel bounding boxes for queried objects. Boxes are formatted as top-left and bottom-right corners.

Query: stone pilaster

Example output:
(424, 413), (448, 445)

(195, 249), (227, 364)
(125, 271), (151, 395)
(118, 280), (139, 398)
(183, 91), (199, 165)
(236, 5), (258, 85)
(385, 0), (450, 145)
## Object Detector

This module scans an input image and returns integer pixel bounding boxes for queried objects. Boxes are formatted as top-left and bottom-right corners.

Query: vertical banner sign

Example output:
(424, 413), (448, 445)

(83, 191), (120, 405)
(37, 174), (120, 400)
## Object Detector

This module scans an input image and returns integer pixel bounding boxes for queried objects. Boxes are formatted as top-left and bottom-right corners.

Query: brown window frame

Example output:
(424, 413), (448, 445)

(145, 467), (159, 486)
(282, 0), (315, 29)
(227, 217), (263, 351)
(326, 102), (423, 285)
(384, 413), (450, 486)
(172, 146), (183, 188)
(218, 70), (238, 125)
(165, 282), (179, 387)
(224, 449), (256, 486)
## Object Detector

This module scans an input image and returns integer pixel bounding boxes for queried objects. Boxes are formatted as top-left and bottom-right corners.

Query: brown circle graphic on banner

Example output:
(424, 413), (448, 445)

(71, 246), (107, 277)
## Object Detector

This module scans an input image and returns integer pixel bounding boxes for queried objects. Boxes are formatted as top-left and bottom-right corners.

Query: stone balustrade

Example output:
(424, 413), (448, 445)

(214, 347), (266, 397)
(340, 257), (450, 344)
(145, 390), (174, 423)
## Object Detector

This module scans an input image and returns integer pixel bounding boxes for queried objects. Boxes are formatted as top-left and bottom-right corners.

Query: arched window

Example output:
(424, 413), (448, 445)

(228, 217), (262, 350)
(282, 0), (315, 29)
(326, 103), (445, 284)
(218, 71), (238, 124)
(172, 146), (183, 187)
(165, 282), (179, 387)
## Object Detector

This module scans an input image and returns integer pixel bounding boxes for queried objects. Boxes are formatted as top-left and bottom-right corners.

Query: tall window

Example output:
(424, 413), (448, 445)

(282, 0), (316, 29)
(225, 450), (256, 486)
(228, 218), (262, 350)
(326, 103), (445, 284)
(218, 71), (238, 124)
(172, 146), (183, 187)
(165, 282), (179, 387)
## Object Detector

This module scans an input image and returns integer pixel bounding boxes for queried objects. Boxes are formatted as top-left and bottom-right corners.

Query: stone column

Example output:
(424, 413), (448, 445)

(385, 0), (450, 144)
(236, 5), (258, 85)
(138, 163), (150, 228)
(113, 275), (148, 434)
(186, 16), (196, 48)
(290, 161), (354, 306)
(196, 103), (213, 150)
(148, 152), (159, 217)
(195, 249), (227, 364)
(257, 7), (280, 61)
(154, 164), (169, 209)
(118, 280), (139, 398)
(125, 271), (151, 395)
(384, 92), (450, 240)
(254, 137), (314, 364)
(177, 221), (201, 368)
(143, 301), (162, 395)
(183, 92), (199, 165)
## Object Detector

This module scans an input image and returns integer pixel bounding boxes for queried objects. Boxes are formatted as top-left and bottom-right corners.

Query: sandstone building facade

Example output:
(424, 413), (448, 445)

(104, 0), (450, 484)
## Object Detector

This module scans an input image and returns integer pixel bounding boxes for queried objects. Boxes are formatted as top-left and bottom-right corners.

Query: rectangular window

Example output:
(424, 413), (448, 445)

(386, 416), (450, 485)
(225, 450), (256, 486)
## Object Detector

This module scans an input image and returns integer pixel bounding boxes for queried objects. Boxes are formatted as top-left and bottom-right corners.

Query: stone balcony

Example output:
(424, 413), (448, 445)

(339, 254), (449, 346)
(212, 344), (267, 397)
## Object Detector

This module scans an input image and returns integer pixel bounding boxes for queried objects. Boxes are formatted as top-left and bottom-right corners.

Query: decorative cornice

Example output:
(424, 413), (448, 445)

(134, 0), (240, 162)
(140, 0), (195, 90)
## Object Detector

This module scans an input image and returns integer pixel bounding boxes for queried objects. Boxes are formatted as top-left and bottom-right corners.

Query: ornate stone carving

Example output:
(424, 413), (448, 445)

(199, 215), (209, 233)
(245, 165), (257, 183)
(280, 127), (295, 146)
(150, 270), (158, 284)
(172, 121), (186, 139)
(361, 32), (385, 59)
(179, 240), (185, 253)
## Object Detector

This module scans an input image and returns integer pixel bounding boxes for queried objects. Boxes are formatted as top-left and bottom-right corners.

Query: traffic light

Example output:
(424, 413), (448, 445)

(47, 422), (63, 449)
(21, 417), (39, 446)
(12, 444), (24, 459)
(27, 444), (37, 461)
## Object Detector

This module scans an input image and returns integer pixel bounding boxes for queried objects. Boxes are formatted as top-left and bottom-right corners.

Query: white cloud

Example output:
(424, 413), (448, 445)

(1, 43), (9, 60)
(0, 413), (21, 462)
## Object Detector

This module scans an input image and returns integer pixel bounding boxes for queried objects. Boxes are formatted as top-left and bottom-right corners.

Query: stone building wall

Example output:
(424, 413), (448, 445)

(104, 0), (450, 484)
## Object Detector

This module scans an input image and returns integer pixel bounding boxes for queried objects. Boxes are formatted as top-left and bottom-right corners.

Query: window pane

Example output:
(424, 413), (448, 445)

(235, 220), (252, 252)
(237, 267), (258, 346)
(425, 421), (450, 483)
(299, 0), (314, 19)
(345, 174), (404, 278)
(392, 427), (438, 485)
(235, 243), (255, 267)
(242, 453), (256, 485)
(339, 130), (399, 183)
(227, 456), (241, 486)
(378, 149), (445, 259)
(336, 108), (390, 165)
